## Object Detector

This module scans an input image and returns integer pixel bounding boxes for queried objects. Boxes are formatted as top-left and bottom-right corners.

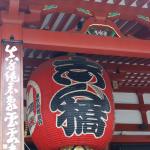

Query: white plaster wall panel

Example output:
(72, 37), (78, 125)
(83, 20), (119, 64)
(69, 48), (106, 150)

(113, 131), (121, 135)
(115, 110), (142, 124)
(143, 93), (150, 104)
(113, 92), (139, 104)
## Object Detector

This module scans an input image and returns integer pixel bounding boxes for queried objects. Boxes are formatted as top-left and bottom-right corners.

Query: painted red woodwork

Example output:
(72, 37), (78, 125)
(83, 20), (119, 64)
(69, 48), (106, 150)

(137, 93), (148, 125)
(23, 28), (150, 58)
(26, 56), (114, 150)
(9, 0), (19, 15)
(20, 0), (150, 27)
(103, 63), (150, 74)
(23, 58), (150, 74)
(0, 0), (150, 148)
(23, 57), (150, 91)
(115, 124), (150, 131)
(112, 135), (150, 143)
(115, 104), (150, 110)
(114, 87), (150, 93)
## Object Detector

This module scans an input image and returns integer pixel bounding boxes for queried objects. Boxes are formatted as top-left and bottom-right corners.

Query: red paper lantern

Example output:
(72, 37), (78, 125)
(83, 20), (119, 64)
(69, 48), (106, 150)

(26, 56), (114, 150)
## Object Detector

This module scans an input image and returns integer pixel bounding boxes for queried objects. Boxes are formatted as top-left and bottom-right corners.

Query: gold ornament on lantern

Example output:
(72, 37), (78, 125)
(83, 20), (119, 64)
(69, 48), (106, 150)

(60, 146), (93, 150)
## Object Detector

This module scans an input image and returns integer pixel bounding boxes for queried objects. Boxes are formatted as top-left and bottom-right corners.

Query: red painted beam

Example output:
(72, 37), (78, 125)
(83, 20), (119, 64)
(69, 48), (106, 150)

(112, 135), (150, 143)
(103, 63), (150, 74)
(114, 86), (150, 93)
(23, 28), (150, 58)
(115, 124), (150, 131)
(115, 104), (150, 111)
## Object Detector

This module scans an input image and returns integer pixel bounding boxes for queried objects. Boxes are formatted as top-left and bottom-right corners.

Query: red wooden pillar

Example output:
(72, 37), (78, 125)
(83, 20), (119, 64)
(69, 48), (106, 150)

(0, 7), (24, 150)
(137, 92), (148, 127)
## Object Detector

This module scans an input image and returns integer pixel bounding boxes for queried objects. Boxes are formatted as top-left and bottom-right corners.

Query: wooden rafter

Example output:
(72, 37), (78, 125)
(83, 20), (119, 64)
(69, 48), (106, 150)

(20, 0), (150, 27)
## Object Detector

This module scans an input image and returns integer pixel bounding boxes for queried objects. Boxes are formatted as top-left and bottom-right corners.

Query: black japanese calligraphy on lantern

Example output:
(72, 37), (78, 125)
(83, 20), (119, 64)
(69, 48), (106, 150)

(52, 56), (105, 89)
(50, 57), (111, 138)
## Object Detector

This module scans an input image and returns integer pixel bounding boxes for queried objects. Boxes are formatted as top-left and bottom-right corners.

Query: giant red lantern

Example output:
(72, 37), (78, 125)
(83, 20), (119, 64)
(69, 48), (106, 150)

(26, 56), (114, 150)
